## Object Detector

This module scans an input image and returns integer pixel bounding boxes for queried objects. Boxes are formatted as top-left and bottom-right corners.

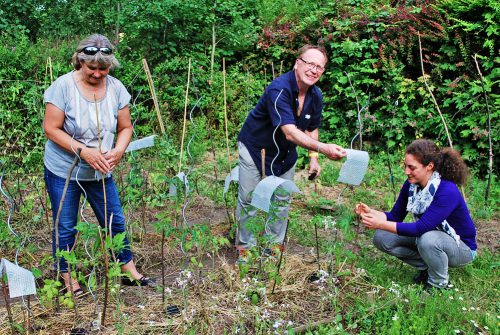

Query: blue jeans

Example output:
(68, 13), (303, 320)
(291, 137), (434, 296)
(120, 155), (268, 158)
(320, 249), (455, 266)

(44, 167), (133, 272)
(373, 229), (474, 288)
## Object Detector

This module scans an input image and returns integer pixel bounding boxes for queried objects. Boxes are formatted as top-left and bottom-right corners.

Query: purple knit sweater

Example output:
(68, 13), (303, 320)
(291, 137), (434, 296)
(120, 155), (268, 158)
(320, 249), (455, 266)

(385, 180), (477, 250)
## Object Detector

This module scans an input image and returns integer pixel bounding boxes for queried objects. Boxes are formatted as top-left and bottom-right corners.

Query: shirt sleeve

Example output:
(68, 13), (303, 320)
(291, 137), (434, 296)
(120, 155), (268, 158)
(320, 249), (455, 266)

(43, 75), (69, 112)
(110, 76), (131, 110)
(265, 87), (296, 127)
(396, 182), (462, 236)
(385, 181), (410, 222)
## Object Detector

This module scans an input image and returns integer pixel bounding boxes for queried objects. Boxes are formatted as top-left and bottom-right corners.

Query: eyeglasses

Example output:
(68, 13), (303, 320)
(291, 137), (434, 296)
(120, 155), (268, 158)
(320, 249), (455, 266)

(81, 46), (113, 55)
(299, 58), (325, 73)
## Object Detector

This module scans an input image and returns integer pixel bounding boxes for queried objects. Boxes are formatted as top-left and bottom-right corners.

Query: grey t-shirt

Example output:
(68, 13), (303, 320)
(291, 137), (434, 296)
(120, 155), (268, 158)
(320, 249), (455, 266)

(44, 71), (131, 180)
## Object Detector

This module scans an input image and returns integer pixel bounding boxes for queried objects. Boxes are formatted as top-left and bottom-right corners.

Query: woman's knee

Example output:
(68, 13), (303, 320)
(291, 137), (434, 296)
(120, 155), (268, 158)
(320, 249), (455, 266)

(417, 231), (444, 250)
(373, 229), (393, 252)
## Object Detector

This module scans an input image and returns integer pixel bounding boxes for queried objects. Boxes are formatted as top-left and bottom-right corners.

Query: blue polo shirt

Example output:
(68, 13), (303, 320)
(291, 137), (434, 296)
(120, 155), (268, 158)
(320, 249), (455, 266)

(237, 70), (323, 176)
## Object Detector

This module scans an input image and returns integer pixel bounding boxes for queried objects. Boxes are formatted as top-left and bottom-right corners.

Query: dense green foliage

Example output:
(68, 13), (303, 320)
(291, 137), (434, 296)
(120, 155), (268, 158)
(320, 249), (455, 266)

(0, 0), (497, 179)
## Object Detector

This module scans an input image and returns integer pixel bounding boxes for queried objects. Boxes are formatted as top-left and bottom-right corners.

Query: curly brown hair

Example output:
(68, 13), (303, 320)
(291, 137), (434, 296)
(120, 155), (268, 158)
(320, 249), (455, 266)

(405, 139), (469, 185)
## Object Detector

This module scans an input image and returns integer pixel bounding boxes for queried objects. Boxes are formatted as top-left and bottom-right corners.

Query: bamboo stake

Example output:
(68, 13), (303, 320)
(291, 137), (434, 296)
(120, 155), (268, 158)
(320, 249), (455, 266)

(472, 54), (493, 205)
(142, 59), (165, 134)
(210, 22), (216, 85)
(223, 58), (231, 173)
(418, 33), (466, 199)
(207, 120), (219, 198)
(178, 58), (192, 174)
(54, 149), (81, 312)
(418, 33), (453, 148)
(261, 149), (266, 178)
(1, 270), (15, 335)
(94, 95), (110, 326)
(66, 247), (80, 323)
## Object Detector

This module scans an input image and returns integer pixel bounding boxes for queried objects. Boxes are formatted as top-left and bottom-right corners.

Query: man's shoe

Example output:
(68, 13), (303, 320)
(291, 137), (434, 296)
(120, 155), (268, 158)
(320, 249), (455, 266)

(236, 249), (249, 265)
(413, 270), (428, 285)
(262, 244), (285, 257)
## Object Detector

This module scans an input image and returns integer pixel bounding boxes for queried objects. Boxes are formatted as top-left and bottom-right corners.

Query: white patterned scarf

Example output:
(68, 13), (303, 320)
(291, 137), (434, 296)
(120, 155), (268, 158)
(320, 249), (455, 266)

(406, 171), (461, 245)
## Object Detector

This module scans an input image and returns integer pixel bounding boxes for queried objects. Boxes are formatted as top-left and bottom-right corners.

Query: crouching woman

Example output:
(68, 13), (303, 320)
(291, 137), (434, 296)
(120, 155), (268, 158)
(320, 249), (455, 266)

(355, 139), (477, 290)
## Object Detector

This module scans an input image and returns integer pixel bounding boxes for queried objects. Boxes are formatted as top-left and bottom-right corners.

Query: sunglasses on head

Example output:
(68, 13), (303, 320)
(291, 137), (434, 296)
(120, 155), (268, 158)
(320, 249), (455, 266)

(81, 46), (113, 55)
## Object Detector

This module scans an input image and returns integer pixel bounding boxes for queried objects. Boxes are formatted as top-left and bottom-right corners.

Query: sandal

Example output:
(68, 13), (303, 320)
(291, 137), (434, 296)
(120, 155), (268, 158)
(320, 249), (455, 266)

(121, 276), (155, 287)
(62, 285), (84, 298)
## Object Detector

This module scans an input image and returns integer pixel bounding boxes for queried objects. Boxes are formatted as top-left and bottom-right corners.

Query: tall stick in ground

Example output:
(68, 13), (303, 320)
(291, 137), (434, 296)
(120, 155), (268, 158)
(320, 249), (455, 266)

(178, 58), (192, 175)
(142, 59), (165, 134)
(418, 33), (466, 199)
(54, 149), (81, 312)
(418, 33), (453, 149)
(1, 268), (15, 335)
(472, 54), (493, 205)
(94, 96), (110, 326)
(222, 59), (237, 229)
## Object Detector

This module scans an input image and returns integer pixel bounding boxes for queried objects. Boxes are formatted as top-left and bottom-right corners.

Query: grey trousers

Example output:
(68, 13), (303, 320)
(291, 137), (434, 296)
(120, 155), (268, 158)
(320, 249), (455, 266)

(373, 229), (474, 288)
(235, 142), (295, 249)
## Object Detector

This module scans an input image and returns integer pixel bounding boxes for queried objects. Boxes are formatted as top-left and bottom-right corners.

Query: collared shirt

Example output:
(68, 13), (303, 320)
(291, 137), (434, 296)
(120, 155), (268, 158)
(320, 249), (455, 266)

(237, 70), (322, 176)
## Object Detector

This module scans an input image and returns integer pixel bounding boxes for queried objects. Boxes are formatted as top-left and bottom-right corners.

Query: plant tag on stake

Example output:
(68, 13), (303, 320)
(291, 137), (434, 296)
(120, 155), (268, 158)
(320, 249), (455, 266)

(125, 135), (157, 153)
(0, 258), (36, 298)
(224, 166), (239, 195)
(337, 149), (370, 186)
(250, 176), (301, 212)
(169, 172), (190, 197)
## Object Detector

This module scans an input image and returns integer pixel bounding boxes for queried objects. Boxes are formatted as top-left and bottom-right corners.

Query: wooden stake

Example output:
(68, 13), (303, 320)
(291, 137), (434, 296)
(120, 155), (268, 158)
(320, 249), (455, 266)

(418, 33), (453, 148)
(178, 58), (192, 174)
(94, 95), (110, 326)
(2, 271), (15, 335)
(472, 54), (493, 205)
(261, 149), (266, 178)
(223, 58), (231, 173)
(142, 59), (165, 134)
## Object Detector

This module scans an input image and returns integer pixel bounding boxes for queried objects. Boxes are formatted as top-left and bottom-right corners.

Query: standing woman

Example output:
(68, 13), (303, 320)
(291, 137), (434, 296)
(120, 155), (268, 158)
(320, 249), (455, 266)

(44, 34), (152, 293)
(356, 139), (477, 290)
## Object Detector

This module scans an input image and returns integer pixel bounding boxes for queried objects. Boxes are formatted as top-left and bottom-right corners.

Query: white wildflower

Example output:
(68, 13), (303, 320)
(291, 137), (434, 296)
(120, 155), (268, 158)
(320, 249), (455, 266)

(392, 314), (399, 321)
(273, 320), (284, 329)
(454, 330), (460, 334)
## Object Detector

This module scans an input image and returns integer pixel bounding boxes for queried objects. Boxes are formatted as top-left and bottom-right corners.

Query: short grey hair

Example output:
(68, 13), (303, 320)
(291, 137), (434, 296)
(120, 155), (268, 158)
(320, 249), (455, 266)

(297, 45), (328, 63)
(71, 34), (119, 70)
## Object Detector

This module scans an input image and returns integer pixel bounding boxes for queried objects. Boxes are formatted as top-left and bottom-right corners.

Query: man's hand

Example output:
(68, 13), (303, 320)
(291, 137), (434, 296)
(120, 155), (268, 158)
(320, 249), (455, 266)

(308, 157), (321, 179)
(320, 144), (346, 161)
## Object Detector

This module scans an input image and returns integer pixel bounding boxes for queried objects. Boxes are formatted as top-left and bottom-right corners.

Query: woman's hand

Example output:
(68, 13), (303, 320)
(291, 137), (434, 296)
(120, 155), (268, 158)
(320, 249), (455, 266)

(80, 147), (111, 174)
(355, 202), (371, 216)
(360, 212), (386, 230)
(103, 148), (125, 171)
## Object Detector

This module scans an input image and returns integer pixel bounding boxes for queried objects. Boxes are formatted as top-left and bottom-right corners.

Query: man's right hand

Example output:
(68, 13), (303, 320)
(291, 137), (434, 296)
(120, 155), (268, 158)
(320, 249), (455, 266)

(320, 143), (346, 160)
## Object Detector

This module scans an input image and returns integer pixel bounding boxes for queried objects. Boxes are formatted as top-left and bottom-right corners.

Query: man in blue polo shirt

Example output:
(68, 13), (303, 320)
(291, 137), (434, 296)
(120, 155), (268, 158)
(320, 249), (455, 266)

(236, 45), (346, 262)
